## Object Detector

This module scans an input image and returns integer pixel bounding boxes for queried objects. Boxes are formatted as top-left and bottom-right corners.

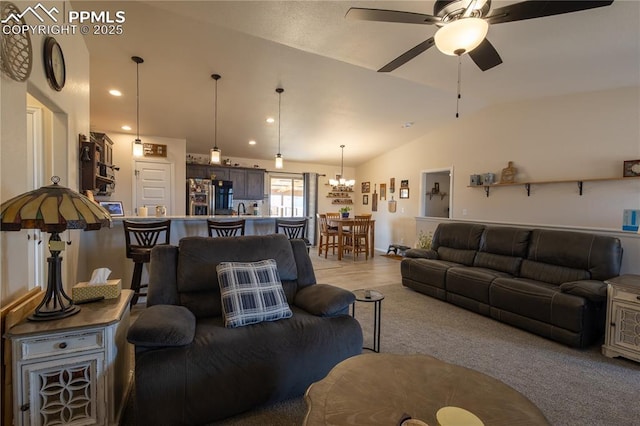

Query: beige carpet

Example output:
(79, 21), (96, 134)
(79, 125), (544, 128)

(123, 283), (640, 425)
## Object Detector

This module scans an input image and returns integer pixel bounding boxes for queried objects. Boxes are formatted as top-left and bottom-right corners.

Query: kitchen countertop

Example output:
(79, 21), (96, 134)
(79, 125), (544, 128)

(112, 215), (299, 221)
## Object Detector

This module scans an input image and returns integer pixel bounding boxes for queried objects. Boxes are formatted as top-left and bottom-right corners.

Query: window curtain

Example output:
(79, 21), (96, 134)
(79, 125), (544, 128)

(303, 173), (318, 246)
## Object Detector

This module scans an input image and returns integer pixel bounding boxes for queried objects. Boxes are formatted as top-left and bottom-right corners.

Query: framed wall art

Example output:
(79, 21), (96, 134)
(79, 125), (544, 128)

(390, 178), (395, 193)
(361, 181), (370, 193)
(623, 160), (640, 177)
(399, 188), (409, 199)
(400, 180), (409, 188)
(363, 194), (369, 205)
(99, 201), (124, 217)
(380, 183), (386, 200)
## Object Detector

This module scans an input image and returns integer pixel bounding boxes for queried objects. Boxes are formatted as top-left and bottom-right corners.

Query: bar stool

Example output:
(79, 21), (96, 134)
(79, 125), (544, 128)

(275, 218), (311, 252)
(123, 220), (171, 307)
(207, 219), (245, 237)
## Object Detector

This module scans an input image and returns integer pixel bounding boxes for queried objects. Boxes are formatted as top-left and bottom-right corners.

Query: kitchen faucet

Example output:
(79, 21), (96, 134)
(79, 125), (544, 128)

(238, 202), (246, 215)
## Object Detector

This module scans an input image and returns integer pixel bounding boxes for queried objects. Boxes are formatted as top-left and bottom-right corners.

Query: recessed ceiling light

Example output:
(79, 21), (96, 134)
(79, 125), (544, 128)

(402, 121), (414, 128)
(249, 140), (256, 145)
(121, 125), (132, 131)
(266, 117), (275, 124)
(109, 89), (122, 97)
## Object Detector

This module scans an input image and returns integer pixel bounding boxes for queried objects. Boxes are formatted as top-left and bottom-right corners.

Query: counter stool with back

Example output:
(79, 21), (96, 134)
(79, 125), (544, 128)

(123, 220), (171, 307)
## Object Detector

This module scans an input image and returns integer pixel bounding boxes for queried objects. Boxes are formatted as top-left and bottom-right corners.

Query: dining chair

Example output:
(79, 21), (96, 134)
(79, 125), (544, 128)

(275, 218), (311, 252)
(325, 212), (341, 230)
(317, 213), (338, 258)
(123, 220), (172, 307)
(341, 216), (371, 261)
(207, 219), (246, 237)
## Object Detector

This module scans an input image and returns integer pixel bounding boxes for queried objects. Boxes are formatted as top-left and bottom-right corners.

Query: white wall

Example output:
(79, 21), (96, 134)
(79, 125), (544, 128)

(97, 132), (187, 216)
(357, 87), (640, 254)
(1, 1), (90, 305)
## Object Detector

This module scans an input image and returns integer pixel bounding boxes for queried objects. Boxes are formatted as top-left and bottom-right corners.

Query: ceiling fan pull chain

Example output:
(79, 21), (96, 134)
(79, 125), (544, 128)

(456, 55), (462, 118)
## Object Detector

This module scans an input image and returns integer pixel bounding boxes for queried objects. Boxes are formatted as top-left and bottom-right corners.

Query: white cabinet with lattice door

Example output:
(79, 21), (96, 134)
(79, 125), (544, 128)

(7, 291), (133, 426)
(602, 275), (640, 363)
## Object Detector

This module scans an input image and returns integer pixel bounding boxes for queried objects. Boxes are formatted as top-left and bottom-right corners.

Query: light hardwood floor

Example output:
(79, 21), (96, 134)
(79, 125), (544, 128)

(311, 252), (403, 291)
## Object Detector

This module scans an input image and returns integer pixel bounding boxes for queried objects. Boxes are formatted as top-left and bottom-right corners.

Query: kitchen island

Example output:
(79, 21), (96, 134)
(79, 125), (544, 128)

(77, 215), (309, 294)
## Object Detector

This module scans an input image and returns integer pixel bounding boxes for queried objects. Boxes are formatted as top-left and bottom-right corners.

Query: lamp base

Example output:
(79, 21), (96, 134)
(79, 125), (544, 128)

(27, 249), (81, 322)
(28, 305), (80, 321)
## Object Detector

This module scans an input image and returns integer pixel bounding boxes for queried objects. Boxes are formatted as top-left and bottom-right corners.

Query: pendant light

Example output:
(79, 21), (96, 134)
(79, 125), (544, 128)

(132, 56), (144, 157)
(329, 145), (355, 189)
(210, 74), (222, 164)
(275, 87), (284, 169)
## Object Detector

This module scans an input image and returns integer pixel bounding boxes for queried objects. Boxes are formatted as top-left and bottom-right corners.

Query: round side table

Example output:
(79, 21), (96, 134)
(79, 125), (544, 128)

(351, 289), (384, 352)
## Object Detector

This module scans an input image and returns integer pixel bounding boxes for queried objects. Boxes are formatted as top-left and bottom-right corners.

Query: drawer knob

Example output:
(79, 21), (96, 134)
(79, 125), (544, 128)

(20, 403), (30, 411)
(58, 342), (67, 349)
(637, 295), (640, 301)
(610, 322), (616, 327)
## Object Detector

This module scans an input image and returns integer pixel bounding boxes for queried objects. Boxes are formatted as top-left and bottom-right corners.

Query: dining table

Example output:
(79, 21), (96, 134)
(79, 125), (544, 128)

(327, 217), (376, 260)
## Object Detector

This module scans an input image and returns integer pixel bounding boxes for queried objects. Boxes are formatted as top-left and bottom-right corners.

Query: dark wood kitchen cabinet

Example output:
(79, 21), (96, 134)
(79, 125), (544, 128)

(245, 169), (265, 200)
(186, 163), (264, 200)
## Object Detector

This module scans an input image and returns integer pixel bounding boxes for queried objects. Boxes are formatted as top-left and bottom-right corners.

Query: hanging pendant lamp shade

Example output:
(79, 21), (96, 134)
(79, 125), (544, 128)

(275, 87), (284, 169)
(434, 18), (489, 56)
(132, 56), (144, 157)
(210, 74), (222, 164)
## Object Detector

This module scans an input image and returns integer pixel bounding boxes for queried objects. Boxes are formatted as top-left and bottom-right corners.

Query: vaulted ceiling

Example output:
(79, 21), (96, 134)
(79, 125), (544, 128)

(77, 1), (639, 167)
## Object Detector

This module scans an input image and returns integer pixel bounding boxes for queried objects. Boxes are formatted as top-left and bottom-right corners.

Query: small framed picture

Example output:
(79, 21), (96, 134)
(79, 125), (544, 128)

(361, 181), (370, 193)
(363, 194), (369, 205)
(390, 178), (395, 193)
(380, 183), (387, 200)
(399, 188), (409, 199)
(99, 201), (124, 217)
(400, 180), (409, 188)
(623, 160), (640, 177)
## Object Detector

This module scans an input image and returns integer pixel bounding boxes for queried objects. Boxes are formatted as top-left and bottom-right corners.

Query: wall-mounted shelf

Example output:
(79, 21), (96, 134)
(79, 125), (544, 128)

(428, 191), (448, 200)
(468, 176), (640, 197)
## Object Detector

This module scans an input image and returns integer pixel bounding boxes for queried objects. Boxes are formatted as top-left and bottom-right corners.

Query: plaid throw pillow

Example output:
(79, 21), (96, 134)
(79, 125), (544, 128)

(216, 259), (292, 328)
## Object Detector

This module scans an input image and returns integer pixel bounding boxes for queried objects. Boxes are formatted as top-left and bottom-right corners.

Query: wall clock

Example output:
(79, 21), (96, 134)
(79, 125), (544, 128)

(43, 37), (66, 91)
(0, 2), (33, 82)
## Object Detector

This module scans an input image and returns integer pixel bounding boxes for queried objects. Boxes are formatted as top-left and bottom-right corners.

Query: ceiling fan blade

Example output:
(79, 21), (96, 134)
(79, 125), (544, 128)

(345, 8), (440, 25)
(378, 38), (436, 73)
(468, 39), (503, 71)
(486, 1), (614, 25)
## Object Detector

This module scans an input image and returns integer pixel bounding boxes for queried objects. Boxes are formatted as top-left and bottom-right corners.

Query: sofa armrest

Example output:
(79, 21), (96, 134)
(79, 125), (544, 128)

(559, 280), (608, 303)
(127, 305), (196, 347)
(405, 248), (438, 259)
(294, 284), (355, 317)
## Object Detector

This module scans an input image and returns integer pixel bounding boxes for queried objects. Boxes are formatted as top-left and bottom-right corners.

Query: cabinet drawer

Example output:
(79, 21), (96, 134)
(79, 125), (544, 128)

(21, 330), (104, 360)
(611, 287), (640, 305)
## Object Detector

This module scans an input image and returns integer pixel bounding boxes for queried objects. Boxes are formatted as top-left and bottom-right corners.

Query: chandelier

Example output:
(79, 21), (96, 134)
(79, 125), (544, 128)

(329, 145), (355, 189)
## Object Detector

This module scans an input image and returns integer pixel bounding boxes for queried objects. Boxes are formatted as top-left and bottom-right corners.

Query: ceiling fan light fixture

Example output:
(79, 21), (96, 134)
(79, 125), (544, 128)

(434, 17), (488, 56)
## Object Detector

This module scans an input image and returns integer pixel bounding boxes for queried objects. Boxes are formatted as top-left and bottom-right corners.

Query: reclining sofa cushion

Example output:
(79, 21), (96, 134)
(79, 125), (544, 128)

(490, 278), (594, 333)
(559, 280), (608, 303)
(401, 258), (462, 300)
(447, 267), (512, 305)
(175, 235), (299, 319)
(217, 259), (293, 328)
(473, 226), (530, 275)
(526, 229), (622, 281)
(295, 284), (355, 316)
(432, 222), (485, 266)
(127, 304), (195, 347)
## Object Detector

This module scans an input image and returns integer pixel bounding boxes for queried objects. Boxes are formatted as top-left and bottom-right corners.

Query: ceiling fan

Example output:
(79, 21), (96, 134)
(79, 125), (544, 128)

(346, 0), (614, 72)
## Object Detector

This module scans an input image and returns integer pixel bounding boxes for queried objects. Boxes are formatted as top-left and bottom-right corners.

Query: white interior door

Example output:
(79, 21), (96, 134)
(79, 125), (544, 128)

(134, 161), (173, 215)
(26, 106), (45, 288)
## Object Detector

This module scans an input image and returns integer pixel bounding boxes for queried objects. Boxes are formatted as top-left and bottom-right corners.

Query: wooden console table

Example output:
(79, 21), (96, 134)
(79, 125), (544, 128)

(5, 291), (133, 426)
(602, 275), (640, 363)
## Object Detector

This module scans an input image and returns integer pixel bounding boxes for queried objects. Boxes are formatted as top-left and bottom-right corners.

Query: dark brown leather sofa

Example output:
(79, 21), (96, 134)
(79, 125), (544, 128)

(401, 222), (623, 348)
